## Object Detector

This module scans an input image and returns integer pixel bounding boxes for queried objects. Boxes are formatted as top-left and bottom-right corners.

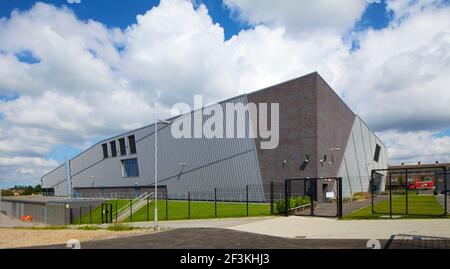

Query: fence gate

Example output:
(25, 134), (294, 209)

(101, 203), (113, 224)
(284, 177), (343, 218)
(371, 166), (448, 218)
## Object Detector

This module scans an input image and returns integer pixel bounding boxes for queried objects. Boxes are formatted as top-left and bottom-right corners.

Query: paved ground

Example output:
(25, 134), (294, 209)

(28, 227), (450, 249)
(229, 216), (450, 239)
(129, 216), (274, 229)
(293, 196), (388, 217)
(27, 228), (384, 249)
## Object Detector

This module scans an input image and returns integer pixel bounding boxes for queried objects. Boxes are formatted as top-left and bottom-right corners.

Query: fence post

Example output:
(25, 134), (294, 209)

(338, 177), (343, 218)
(146, 197), (149, 221)
(166, 191), (168, 220)
(188, 192), (191, 219)
(79, 206), (82, 225)
(109, 204), (113, 224)
(270, 182), (274, 215)
(371, 171), (374, 215)
(115, 201), (118, 223)
(214, 188), (217, 218)
(284, 179), (289, 216)
(246, 185), (249, 217)
(70, 207), (73, 225)
(130, 199), (133, 223)
(89, 205), (92, 224)
(405, 169), (408, 215)
(444, 167), (448, 216)
(389, 173), (392, 219)
(310, 179), (315, 216)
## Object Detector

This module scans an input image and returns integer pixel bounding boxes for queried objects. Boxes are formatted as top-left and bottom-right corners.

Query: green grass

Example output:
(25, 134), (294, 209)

(107, 224), (135, 231)
(344, 194), (447, 220)
(77, 200), (272, 224)
(77, 225), (101, 230)
(73, 199), (131, 224)
(124, 200), (272, 222)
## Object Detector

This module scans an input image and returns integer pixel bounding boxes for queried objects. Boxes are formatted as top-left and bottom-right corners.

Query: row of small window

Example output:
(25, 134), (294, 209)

(102, 135), (137, 159)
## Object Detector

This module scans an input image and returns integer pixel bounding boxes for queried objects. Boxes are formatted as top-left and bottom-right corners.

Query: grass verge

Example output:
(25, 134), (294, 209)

(343, 194), (447, 220)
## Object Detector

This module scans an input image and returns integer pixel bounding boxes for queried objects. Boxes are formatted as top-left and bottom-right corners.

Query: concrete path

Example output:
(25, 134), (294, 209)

(229, 216), (450, 240)
(28, 227), (450, 249)
(127, 216), (274, 229)
(27, 228), (388, 249)
(294, 196), (388, 217)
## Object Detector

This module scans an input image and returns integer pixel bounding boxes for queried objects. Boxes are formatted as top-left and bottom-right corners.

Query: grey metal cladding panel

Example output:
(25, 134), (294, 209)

(162, 150), (264, 201)
(73, 95), (263, 193)
(70, 143), (103, 176)
(41, 164), (66, 188)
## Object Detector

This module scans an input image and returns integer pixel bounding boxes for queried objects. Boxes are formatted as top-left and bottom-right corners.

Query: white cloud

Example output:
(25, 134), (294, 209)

(0, 0), (450, 187)
(379, 130), (450, 164)
(223, 0), (368, 34)
(336, 2), (450, 133)
(67, 0), (81, 4)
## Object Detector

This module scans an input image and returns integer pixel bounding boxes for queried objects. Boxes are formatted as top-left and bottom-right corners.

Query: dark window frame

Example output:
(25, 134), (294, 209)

(110, 141), (117, 157)
(374, 144), (381, 162)
(118, 138), (126, 156)
(101, 143), (108, 159)
(128, 135), (137, 154)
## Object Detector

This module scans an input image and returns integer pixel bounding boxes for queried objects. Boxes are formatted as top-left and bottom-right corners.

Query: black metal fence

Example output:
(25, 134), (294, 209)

(371, 166), (448, 218)
(69, 184), (287, 224)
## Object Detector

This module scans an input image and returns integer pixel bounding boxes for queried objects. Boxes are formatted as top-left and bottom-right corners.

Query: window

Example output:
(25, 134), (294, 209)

(373, 144), (381, 162)
(119, 138), (126, 156)
(128, 135), (137, 154)
(102, 143), (108, 159)
(121, 158), (140, 177)
(110, 141), (117, 157)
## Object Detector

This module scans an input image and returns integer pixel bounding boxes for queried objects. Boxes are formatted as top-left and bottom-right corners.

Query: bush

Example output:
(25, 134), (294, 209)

(78, 225), (101, 230)
(275, 195), (310, 214)
(352, 192), (371, 201)
(108, 223), (134, 231)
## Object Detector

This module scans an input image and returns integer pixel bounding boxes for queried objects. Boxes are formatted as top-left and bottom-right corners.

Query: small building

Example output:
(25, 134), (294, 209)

(386, 163), (450, 193)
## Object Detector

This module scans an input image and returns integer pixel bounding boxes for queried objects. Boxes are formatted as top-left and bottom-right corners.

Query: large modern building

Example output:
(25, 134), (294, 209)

(41, 72), (388, 201)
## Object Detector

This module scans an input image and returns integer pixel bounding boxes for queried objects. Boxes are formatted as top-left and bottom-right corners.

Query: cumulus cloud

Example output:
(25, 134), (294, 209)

(379, 130), (450, 164)
(0, 0), (449, 186)
(67, 0), (81, 4)
(223, 0), (368, 34)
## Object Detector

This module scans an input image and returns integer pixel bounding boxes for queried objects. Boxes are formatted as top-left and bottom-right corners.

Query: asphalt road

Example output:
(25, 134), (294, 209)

(26, 228), (450, 249)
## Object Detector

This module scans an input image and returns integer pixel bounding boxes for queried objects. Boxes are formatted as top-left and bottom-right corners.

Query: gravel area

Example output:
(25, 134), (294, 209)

(0, 213), (45, 228)
(0, 228), (156, 249)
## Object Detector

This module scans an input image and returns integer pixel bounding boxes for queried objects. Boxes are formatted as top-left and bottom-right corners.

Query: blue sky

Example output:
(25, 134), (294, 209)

(0, 0), (390, 40)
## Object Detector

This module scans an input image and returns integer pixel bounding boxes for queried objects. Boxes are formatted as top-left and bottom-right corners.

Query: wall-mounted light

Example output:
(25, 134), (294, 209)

(330, 148), (341, 163)
(281, 160), (287, 167)
(305, 155), (310, 163)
